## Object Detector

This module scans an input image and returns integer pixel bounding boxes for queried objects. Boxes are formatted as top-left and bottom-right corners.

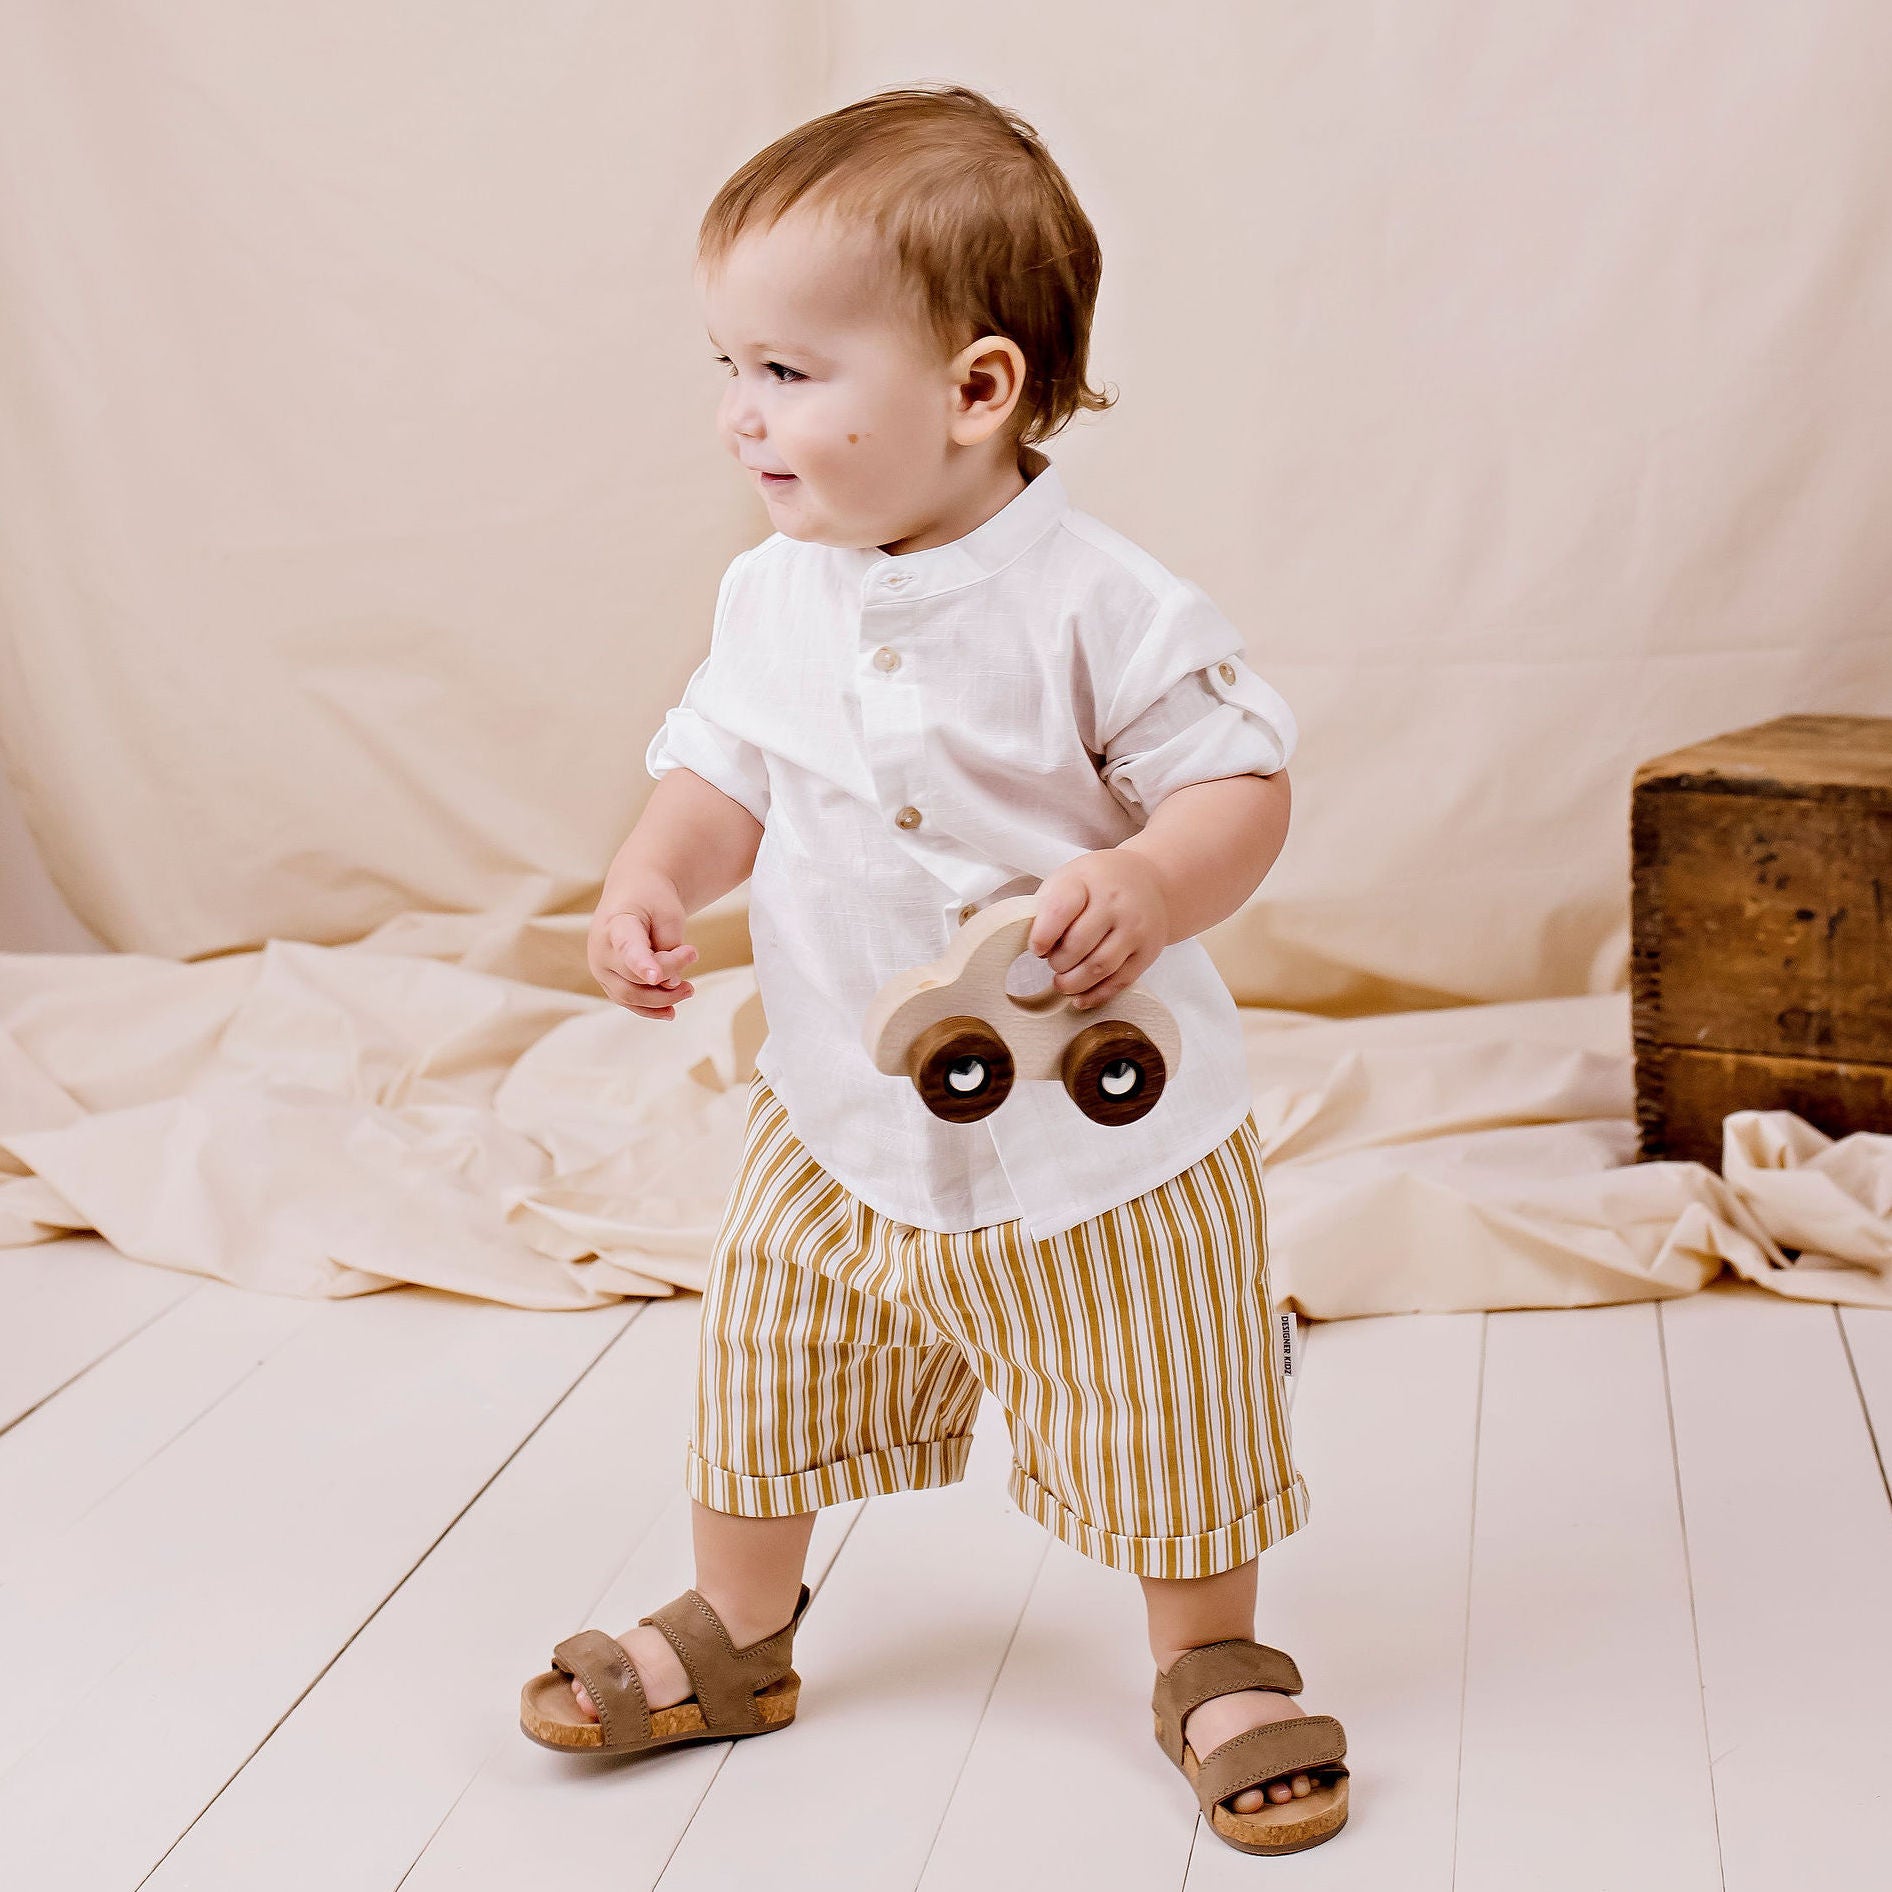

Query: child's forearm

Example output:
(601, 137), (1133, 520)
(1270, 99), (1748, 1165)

(605, 768), (765, 918)
(1118, 770), (1291, 947)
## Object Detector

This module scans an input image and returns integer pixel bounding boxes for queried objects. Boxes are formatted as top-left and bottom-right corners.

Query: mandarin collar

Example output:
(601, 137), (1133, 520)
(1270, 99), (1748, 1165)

(837, 448), (1067, 601)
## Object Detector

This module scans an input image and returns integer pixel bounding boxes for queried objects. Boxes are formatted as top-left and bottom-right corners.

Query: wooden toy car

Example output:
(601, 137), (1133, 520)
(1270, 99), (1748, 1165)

(861, 894), (1180, 1126)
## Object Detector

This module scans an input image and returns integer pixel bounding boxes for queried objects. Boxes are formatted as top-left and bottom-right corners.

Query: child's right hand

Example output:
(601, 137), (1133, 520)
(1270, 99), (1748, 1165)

(588, 881), (700, 1020)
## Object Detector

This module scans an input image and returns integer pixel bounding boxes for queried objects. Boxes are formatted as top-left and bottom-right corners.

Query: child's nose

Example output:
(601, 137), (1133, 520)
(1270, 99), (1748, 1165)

(722, 385), (764, 436)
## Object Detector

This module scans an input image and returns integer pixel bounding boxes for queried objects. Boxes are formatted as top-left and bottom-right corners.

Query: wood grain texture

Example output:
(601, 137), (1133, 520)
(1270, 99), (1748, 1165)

(1641, 1045), (1892, 1167)
(1631, 713), (1892, 1163)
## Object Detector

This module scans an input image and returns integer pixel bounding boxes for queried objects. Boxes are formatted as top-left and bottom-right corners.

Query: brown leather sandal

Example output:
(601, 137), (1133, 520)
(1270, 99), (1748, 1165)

(1152, 1639), (1349, 1855)
(519, 1582), (812, 1755)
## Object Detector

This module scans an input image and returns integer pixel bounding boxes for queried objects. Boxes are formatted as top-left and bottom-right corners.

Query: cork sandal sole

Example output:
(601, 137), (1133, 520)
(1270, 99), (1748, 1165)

(1161, 1713), (1349, 1856)
(520, 1664), (800, 1753)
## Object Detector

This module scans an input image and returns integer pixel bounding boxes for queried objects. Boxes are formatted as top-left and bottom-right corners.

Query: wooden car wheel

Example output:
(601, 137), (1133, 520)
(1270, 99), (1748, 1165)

(1061, 1020), (1166, 1126)
(907, 1015), (1015, 1123)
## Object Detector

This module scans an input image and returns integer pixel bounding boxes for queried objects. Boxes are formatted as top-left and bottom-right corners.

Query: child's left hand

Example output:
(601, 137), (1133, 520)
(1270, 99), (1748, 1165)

(1027, 849), (1171, 1011)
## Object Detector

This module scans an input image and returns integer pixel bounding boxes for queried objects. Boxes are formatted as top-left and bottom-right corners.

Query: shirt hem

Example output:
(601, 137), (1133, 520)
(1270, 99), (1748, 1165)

(755, 1047), (1256, 1243)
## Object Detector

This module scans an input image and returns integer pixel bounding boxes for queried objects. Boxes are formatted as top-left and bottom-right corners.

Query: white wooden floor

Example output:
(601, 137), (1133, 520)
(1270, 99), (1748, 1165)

(4, 1239), (1891, 1891)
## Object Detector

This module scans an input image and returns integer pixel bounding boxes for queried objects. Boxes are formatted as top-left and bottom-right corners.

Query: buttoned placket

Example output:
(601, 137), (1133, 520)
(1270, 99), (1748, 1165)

(857, 562), (1008, 938)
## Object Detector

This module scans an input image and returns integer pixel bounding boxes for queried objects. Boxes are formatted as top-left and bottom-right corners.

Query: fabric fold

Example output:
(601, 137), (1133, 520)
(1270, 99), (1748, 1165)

(3, 929), (1889, 1315)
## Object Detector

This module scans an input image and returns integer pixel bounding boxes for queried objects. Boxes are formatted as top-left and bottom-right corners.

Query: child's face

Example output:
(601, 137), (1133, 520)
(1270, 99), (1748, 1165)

(698, 207), (1017, 550)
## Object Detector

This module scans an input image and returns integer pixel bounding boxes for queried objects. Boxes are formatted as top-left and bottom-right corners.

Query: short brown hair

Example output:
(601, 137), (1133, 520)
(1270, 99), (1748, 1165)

(698, 83), (1116, 449)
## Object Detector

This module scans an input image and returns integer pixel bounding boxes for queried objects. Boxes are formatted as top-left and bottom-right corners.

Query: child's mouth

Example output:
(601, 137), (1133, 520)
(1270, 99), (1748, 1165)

(759, 471), (796, 486)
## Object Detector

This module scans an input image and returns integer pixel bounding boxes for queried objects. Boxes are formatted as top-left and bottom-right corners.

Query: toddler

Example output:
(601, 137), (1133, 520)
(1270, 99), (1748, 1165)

(519, 82), (1349, 1858)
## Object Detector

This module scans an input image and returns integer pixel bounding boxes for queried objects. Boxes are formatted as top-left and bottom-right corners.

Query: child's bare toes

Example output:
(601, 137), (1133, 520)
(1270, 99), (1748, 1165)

(1180, 1687), (1319, 1818)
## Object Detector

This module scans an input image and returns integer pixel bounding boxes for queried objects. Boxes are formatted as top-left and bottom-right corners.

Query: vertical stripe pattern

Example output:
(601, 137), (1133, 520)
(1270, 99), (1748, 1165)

(687, 1072), (1309, 1580)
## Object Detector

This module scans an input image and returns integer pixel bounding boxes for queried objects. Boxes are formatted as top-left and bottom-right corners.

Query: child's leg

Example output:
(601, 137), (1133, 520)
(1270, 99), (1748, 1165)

(569, 1499), (817, 1722)
(1140, 1559), (1316, 1813)
(894, 1104), (1321, 1815)
(571, 1068), (984, 1724)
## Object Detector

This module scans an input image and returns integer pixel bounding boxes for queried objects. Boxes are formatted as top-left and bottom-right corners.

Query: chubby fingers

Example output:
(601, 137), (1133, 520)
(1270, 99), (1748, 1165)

(1027, 875), (1092, 958)
(1054, 931), (1134, 1008)
(596, 962), (695, 1017)
(604, 916), (698, 987)
(629, 942), (699, 989)
(649, 944), (697, 987)
(1039, 899), (1110, 983)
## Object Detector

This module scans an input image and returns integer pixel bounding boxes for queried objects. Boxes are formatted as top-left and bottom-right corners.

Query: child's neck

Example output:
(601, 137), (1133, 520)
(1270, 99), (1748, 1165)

(877, 444), (1042, 557)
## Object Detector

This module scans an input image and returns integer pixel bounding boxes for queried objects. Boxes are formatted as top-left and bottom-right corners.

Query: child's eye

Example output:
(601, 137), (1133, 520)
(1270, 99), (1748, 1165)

(710, 353), (805, 384)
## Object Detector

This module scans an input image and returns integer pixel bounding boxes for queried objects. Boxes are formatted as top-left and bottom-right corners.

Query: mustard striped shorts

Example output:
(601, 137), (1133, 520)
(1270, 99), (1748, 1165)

(684, 1071), (1309, 1580)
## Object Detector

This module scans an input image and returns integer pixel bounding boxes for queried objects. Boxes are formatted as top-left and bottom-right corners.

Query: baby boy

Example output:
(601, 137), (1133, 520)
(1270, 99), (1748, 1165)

(519, 82), (1349, 1858)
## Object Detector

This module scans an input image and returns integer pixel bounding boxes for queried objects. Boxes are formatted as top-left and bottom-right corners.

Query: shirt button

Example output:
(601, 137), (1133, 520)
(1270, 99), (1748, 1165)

(1218, 660), (1237, 684)
(882, 572), (913, 590)
(873, 646), (901, 672)
(895, 805), (923, 830)
(958, 903), (976, 924)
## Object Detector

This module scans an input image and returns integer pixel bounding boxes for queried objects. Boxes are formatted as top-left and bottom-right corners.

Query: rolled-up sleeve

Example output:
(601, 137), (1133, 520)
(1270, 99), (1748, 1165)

(644, 553), (772, 826)
(1093, 578), (1297, 820)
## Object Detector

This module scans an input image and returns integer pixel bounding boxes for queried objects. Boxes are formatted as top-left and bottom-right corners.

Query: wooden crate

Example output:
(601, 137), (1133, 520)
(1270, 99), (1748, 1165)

(1630, 713), (1892, 1167)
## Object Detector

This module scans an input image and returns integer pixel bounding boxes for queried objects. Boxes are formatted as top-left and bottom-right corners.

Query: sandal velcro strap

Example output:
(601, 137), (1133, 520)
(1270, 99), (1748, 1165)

(638, 1583), (813, 1738)
(1152, 1639), (1304, 1763)
(1192, 1713), (1349, 1817)
(550, 1630), (653, 1749)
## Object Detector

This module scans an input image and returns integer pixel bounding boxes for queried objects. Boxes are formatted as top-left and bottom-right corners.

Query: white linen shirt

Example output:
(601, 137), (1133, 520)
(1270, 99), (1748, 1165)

(644, 448), (1297, 1242)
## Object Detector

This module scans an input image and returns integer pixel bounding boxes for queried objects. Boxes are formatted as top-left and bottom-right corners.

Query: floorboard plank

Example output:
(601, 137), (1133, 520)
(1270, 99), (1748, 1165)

(412, 1269), (1303, 1890)
(1838, 1305), (1892, 1506)
(13, 1260), (1887, 1890)
(1454, 1304), (1720, 1892)
(653, 1395), (1050, 1892)
(0, 1237), (199, 1431)
(0, 1284), (640, 1891)
(917, 1530), (1192, 1892)
(914, 1321), (1341, 1892)
(1186, 1313), (1485, 1891)
(398, 1486), (865, 1892)
(138, 1294), (710, 1890)
(0, 1280), (317, 1580)
(1663, 1286), (1892, 1892)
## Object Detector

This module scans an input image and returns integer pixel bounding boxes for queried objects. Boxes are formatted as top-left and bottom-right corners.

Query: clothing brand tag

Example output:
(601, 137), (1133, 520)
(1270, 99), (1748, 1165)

(1278, 1309), (1298, 1378)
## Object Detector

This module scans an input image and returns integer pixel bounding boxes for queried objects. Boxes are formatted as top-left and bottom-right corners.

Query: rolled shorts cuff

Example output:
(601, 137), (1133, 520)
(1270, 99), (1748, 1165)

(684, 1432), (975, 1516)
(1007, 1464), (1313, 1580)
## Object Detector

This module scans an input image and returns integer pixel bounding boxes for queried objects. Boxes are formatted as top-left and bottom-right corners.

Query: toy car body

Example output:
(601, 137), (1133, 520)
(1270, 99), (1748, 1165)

(861, 894), (1181, 1125)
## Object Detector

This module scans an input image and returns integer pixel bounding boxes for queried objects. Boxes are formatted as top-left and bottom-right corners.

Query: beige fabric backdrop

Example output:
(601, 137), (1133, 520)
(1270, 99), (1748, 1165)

(2, 3), (1890, 1314)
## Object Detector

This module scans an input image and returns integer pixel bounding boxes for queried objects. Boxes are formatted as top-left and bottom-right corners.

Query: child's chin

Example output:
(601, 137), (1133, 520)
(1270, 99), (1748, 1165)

(771, 518), (840, 545)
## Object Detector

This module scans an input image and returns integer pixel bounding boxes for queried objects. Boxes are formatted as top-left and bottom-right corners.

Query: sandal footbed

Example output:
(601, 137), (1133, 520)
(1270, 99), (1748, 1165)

(519, 1663), (799, 1752)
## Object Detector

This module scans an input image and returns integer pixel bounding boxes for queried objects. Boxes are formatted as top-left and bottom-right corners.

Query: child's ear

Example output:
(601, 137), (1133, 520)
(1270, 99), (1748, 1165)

(952, 334), (1027, 440)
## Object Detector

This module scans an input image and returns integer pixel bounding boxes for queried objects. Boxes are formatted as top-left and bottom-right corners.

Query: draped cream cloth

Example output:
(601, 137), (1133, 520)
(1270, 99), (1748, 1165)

(4, 5), (1892, 1315)
(4, 918), (1889, 1315)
